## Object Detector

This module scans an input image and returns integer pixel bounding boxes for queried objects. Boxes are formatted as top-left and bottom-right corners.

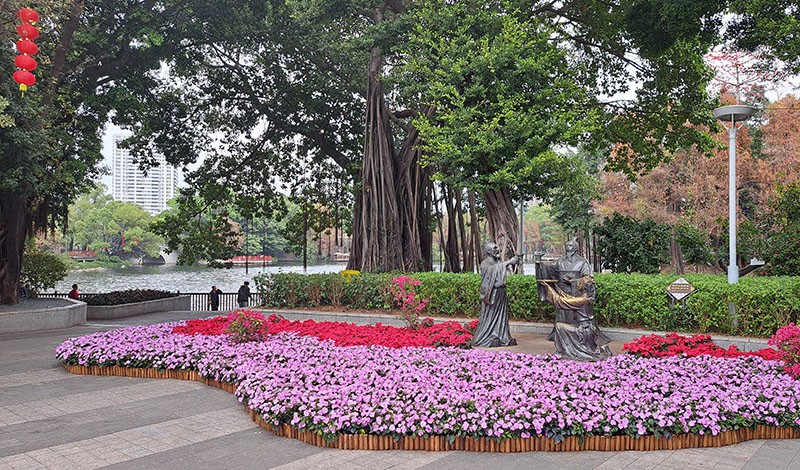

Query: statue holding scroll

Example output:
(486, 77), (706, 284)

(473, 242), (522, 347)
(535, 237), (612, 361)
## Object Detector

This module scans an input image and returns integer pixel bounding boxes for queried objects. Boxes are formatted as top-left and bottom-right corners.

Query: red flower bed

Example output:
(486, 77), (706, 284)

(172, 311), (474, 348)
(623, 332), (782, 361)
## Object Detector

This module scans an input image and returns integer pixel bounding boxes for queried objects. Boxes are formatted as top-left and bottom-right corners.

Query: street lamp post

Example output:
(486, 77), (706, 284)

(712, 104), (756, 284)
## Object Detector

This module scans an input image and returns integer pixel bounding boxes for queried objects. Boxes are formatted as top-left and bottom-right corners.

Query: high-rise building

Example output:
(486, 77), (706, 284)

(111, 134), (179, 215)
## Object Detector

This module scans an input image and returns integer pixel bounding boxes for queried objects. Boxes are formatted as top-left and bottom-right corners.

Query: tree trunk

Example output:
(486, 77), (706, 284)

(348, 41), (402, 272)
(0, 194), (31, 304)
(483, 187), (519, 262)
(468, 191), (482, 270)
(347, 6), (432, 273)
(670, 237), (685, 274)
(457, 189), (471, 273)
(443, 185), (461, 272)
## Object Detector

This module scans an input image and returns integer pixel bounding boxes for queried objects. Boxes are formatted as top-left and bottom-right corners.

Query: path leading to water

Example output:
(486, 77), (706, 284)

(1, 310), (798, 469)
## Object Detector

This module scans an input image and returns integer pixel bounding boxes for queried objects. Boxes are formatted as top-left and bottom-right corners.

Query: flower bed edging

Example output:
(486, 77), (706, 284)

(61, 364), (800, 452)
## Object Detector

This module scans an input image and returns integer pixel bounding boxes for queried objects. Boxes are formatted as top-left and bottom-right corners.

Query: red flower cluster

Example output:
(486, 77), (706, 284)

(623, 332), (781, 361)
(172, 310), (474, 348)
(768, 323), (800, 378)
(172, 315), (231, 336)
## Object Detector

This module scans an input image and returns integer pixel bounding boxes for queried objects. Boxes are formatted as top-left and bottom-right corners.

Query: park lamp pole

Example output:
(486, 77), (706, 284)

(712, 104), (756, 284)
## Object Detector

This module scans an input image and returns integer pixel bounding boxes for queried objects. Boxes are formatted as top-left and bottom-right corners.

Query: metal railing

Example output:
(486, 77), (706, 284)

(38, 292), (256, 312)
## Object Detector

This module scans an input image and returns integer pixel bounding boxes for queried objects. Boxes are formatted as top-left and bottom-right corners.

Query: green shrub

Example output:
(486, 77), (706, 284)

(85, 289), (178, 306)
(254, 272), (393, 310)
(596, 214), (671, 274)
(254, 271), (800, 337)
(21, 250), (68, 295)
(593, 274), (800, 336)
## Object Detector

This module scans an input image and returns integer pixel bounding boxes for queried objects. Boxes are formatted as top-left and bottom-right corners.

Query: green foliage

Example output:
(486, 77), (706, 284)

(151, 195), (241, 268)
(525, 204), (565, 245)
(0, 96), (13, 128)
(593, 274), (800, 336)
(546, 151), (603, 236)
(256, 270), (549, 322)
(20, 251), (69, 295)
(596, 214), (671, 274)
(728, 0), (800, 73)
(253, 272), (395, 311)
(401, 2), (597, 201)
(412, 272), (481, 318)
(67, 187), (164, 259)
(761, 183), (800, 276)
(674, 219), (714, 265)
(85, 289), (178, 306)
(256, 271), (800, 337)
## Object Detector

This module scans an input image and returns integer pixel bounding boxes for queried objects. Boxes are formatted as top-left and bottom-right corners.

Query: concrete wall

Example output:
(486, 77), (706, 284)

(0, 299), (86, 334)
(87, 295), (192, 320)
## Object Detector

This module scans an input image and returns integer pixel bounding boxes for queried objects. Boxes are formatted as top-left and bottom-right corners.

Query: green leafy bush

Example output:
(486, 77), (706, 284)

(674, 219), (714, 265)
(254, 272), (394, 310)
(256, 271), (800, 337)
(85, 289), (178, 306)
(21, 250), (68, 295)
(760, 182), (800, 276)
(593, 274), (800, 336)
(596, 214), (671, 274)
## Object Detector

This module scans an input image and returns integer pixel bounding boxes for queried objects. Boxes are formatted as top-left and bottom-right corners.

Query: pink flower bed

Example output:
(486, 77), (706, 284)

(172, 310), (474, 348)
(56, 322), (800, 442)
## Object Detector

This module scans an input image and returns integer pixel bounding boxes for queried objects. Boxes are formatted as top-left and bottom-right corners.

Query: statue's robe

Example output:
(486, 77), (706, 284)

(473, 257), (516, 347)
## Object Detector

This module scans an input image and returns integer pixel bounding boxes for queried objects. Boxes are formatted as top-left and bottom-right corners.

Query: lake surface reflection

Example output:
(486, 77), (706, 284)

(56, 263), (345, 294)
(56, 262), (537, 294)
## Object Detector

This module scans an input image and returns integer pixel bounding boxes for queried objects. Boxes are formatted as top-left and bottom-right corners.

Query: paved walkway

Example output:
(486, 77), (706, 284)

(1, 310), (799, 470)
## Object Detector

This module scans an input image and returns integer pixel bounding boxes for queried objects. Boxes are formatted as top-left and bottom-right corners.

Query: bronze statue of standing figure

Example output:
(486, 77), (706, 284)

(535, 237), (612, 361)
(473, 242), (522, 347)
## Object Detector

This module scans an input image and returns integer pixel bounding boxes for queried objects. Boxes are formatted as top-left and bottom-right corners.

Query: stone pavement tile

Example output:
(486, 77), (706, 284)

(742, 439), (800, 470)
(0, 389), (239, 457)
(317, 449), (456, 470)
(0, 369), (133, 406)
(379, 451), (454, 470)
(624, 449), (674, 467)
(102, 429), (325, 470)
(268, 449), (360, 470)
(593, 452), (645, 469)
(2, 453), (47, 470)
(0, 369), (71, 389)
(0, 408), (255, 469)
(0, 379), (205, 427)
(413, 449), (613, 470)
(346, 450), (427, 470)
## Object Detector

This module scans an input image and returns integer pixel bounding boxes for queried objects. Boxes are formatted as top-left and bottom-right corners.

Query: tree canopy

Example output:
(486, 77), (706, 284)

(3, 0), (799, 304)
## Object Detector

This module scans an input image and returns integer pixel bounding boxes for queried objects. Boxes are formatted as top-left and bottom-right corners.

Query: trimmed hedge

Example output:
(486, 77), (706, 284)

(253, 272), (800, 337)
(85, 289), (178, 306)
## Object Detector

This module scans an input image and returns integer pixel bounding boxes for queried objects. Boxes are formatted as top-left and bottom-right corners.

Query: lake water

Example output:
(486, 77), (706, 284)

(55, 263), (346, 294)
(55, 262), (538, 294)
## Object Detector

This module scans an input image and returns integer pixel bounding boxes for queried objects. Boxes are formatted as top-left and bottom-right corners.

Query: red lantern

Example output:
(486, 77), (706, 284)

(17, 8), (39, 24)
(14, 55), (37, 71)
(16, 39), (39, 56)
(17, 24), (40, 40)
(13, 70), (36, 90)
(13, 8), (40, 96)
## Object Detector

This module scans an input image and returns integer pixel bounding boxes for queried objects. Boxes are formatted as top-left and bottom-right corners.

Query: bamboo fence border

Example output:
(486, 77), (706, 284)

(63, 364), (800, 452)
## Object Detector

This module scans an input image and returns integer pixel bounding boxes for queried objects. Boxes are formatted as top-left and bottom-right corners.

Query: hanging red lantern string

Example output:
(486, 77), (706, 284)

(13, 8), (40, 96)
